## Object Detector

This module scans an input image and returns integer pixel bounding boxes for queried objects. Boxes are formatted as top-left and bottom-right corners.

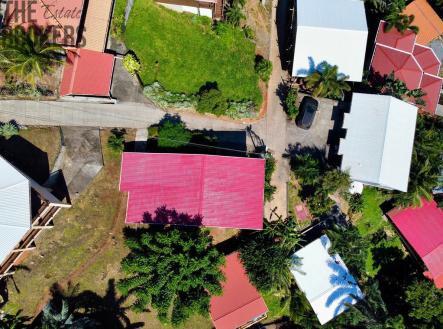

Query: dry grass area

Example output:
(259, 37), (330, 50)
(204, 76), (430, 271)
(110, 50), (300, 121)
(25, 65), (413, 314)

(244, 0), (271, 57)
(18, 127), (61, 169)
(3, 129), (213, 328)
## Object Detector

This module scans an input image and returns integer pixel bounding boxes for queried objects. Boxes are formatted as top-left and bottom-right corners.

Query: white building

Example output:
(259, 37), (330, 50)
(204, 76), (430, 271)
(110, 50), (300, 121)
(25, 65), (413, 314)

(291, 0), (368, 82)
(290, 235), (364, 325)
(339, 93), (418, 192)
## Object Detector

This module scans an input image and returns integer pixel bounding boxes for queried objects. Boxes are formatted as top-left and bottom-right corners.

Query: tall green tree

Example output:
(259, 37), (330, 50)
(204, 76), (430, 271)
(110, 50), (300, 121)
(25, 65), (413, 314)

(405, 279), (443, 326)
(305, 64), (351, 100)
(239, 217), (301, 293)
(292, 154), (322, 186)
(117, 227), (225, 326)
(0, 27), (64, 86)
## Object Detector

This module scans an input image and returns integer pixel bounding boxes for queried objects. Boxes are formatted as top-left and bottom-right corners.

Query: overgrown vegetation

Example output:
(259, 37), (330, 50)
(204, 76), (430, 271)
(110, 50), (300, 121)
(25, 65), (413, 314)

(255, 57), (272, 83)
(122, 53), (141, 76)
(144, 82), (196, 109)
(124, 0), (261, 107)
(285, 87), (299, 120)
(264, 153), (277, 202)
(118, 226), (225, 326)
(157, 120), (192, 148)
(106, 130), (125, 155)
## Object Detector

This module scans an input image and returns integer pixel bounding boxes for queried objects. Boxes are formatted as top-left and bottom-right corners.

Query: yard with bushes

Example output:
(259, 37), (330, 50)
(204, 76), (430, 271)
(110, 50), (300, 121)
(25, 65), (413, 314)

(121, 0), (262, 108)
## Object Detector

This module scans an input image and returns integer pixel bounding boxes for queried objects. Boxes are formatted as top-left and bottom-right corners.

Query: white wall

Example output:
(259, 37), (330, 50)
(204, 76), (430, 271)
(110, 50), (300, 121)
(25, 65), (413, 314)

(158, 2), (213, 18)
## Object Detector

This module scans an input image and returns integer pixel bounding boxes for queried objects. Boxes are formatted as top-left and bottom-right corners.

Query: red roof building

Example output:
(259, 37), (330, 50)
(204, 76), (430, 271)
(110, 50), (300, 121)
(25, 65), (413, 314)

(4, 0), (85, 46)
(60, 48), (115, 97)
(387, 199), (443, 289)
(119, 152), (265, 229)
(371, 21), (443, 115)
(210, 252), (268, 329)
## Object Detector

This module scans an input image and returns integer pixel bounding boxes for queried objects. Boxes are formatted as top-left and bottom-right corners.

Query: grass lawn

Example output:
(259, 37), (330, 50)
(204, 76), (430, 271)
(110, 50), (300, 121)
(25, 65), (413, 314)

(123, 0), (262, 105)
(262, 291), (290, 323)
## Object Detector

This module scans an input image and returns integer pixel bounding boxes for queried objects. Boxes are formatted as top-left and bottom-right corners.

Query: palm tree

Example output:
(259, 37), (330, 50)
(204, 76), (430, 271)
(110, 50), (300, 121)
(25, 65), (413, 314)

(0, 27), (64, 87)
(384, 12), (419, 34)
(304, 63), (351, 100)
(225, 3), (245, 27)
(41, 298), (97, 329)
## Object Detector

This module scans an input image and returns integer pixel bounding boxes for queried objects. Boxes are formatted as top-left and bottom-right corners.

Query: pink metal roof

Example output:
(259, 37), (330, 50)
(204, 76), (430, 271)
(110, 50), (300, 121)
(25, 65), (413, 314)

(210, 252), (268, 329)
(119, 153), (265, 229)
(388, 199), (443, 288)
(371, 21), (442, 114)
(5, 0), (84, 46)
(60, 48), (115, 97)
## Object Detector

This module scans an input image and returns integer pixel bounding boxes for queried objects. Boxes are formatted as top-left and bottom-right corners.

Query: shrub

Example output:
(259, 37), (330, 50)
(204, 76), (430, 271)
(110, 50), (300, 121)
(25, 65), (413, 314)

(264, 153), (277, 202)
(157, 121), (192, 148)
(196, 88), (227, 116)
(144, 82), (196, 109)
(285, 87), (299, 120)
(122, 53), (141, 76)
(107, 133), (125, 155)
(0, 122), (19, 139)
(243, 26), (255, 40)
(225, 101), (257, 119)
(147, 125), (159, 138)
(111, 14), (125, 39)
(348, 193), (364, 214)
(255, 58), (272, 83)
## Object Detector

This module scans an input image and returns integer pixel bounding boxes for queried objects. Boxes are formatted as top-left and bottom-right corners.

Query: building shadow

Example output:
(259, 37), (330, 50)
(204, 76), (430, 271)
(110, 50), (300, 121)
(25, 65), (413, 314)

(326, 101), (349, 168)
(0, 135), (50, 184)
(143, 206), (203, 226)
(276, 0), (295, 71)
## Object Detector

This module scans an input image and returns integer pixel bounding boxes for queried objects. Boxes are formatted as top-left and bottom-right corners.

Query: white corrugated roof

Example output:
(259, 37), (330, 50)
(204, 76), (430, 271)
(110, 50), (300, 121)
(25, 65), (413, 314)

(292, 0), (368, 81)
(290, 235), (364, 325)
(0, 156), (31, 265)
(339, 93), (418, 192)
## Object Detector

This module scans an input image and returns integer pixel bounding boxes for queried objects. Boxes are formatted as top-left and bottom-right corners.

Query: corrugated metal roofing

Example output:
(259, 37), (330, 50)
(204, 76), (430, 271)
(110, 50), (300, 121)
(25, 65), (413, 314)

(60, 48), (115, 97)
(0, 156), (31, 265)
(119, 153), (265, 229)
(388, 200), (443, 289)
(290, 235), (364, 325)
(339, 93), (417, 192)
(210, 252), (268, 329)
(403, 0), (443, 45)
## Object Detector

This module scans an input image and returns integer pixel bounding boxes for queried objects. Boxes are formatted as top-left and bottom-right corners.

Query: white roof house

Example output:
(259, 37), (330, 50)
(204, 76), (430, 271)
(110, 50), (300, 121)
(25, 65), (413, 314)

(290, 235), (364, 325)
(339, 93), (418, 192)
(0, 157), (31, 264)
(291, 0), (368, 82)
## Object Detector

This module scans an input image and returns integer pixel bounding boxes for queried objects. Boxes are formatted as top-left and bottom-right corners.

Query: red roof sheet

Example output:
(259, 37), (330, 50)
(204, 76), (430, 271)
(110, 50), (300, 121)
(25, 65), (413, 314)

(371, 21), (442, 114)
(5, 0), (84, 46)
(388, 199), (443, 288)
(60, 48), (114, 97)
(210, 252), (268, 329)
(119, 153), (265, 229)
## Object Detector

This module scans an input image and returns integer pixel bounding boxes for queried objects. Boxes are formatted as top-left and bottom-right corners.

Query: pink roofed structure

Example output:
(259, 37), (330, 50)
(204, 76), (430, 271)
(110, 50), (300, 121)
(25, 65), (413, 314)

(210, 252), (268, 329)
(371, 21), (443, 115)
(387, 199), (443, 289)
(119, 152), (265, 229)
(60, 48), (115, 97)
(4, 0), (85, 46)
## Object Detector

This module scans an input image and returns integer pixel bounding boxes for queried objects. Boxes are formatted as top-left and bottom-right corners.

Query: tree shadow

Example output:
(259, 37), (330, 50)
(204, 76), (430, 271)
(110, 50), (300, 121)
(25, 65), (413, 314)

(143, 206), (203, 227)
(158, 113), (185, 126)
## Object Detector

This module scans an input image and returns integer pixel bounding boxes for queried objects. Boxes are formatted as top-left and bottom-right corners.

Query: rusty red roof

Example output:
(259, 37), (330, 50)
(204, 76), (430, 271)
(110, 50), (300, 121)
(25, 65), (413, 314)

(371, 21), (442, 115)
(119, 152), (265, 229)
(210, 252), (268, 329)
(60, 48), (115, 97)
(388, 199), (443, 289)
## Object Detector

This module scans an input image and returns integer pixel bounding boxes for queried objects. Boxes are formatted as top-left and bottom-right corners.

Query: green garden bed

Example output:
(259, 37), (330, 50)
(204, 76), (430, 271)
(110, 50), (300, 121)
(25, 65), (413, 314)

(123, 0), (262, 106)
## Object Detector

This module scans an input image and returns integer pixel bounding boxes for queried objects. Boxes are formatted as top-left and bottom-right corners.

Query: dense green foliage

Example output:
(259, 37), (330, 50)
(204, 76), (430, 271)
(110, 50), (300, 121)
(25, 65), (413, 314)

(239, 217), (301, 293)
(117, 227), (224, 325)
(348, 193), (364, 214)
(122, 54), (141, 76)
(196, 88), (226, 116)
(405, 280), (443, 326)
(0, 122), (19, 139)
(264, 153), (277, 202)
(157, 120), (192, 148)
(107, 132), (125, 155)
(0, 27), (63, 86)
(0, 311), (29, 329)
(255, 58), (272, 83)
(384, 0), (419, 34)
(285, 87), (299, 120)
(305, 63), (351, 99)
(392, 115), (443, 207)
(226, 3), (245, 27)
(124, 0), (261, 105)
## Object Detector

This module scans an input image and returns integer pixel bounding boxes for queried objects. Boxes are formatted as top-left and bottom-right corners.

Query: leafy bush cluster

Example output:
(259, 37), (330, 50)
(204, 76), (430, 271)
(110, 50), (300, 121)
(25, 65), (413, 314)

(226, 100), (257, 119)
(0, 83), (53, 98)
(107, 130), (125, 155)
(156, 120), (192, 148)
(292, 154), (350, 217)
(122, 53), (141, 76)
(0, 122), (19, 139)
(255, 57), (272, 83)
(285, 87), (299, 120)
(144, 82), (196, 109)
(264, 153), (277, 202)
(196, 88), (226, 116)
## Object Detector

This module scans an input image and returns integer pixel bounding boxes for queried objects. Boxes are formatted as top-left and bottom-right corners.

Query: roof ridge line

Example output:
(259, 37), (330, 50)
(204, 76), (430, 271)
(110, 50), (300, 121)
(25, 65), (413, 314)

(212, 295), (264, 320)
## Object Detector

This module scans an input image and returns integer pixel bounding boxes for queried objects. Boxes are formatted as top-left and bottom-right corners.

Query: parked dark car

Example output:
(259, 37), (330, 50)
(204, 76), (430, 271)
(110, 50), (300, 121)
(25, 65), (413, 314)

(296, 96), (319, 129)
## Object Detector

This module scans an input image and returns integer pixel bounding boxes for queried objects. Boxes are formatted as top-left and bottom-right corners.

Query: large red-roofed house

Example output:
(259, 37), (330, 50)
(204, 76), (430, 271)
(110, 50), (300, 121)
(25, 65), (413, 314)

(119, 152), (265, 230)
(371, 21), (443, 115)
(210, 252), (268, 329)
(387, 199), (443, 289)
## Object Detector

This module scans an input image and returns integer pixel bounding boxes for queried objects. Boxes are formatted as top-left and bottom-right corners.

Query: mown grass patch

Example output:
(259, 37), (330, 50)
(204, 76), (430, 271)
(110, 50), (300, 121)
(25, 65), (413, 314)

(124, 0), (262, 105)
